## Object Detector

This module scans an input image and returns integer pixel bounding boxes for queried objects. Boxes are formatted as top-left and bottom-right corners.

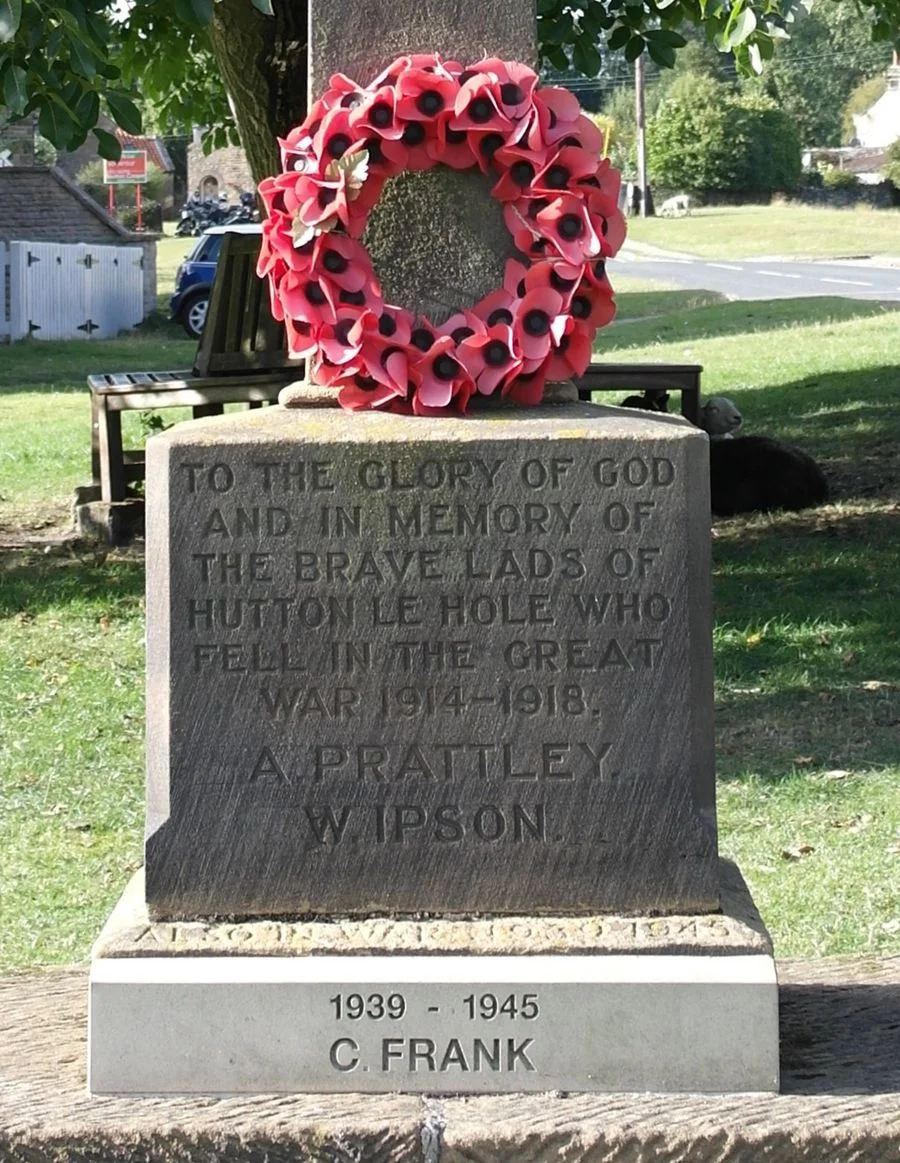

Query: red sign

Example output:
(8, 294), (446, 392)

(103, 150), (148, 185)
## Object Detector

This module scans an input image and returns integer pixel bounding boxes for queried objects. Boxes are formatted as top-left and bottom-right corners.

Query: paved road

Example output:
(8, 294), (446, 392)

(612, 248), (900, 302)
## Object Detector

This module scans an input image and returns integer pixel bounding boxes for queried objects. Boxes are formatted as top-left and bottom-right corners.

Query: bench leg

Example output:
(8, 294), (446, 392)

(681, 384), (701, 426)
(98, 406), (126, 503)
(90, 395), (101, 485)
(193, 404), (225, 419)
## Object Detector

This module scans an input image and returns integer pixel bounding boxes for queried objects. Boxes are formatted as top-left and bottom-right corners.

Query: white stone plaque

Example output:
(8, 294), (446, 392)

(89, 953), (779, 1094)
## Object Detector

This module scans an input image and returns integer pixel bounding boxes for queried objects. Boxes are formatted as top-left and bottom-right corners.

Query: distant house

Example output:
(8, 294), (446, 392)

(802, 147), (890, 185)
(852, 60), (900, 149)
(187, 127), (255, 201)
(0, 164), (157, 317)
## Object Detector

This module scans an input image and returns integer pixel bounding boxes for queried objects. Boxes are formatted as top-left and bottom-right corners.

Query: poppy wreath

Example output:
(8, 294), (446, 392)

(257, 53), (626, 416)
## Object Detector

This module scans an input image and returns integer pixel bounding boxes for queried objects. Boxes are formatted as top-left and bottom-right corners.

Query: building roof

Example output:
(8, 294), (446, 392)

(0, 165), (142, 243)
(116, 131), (175, 174)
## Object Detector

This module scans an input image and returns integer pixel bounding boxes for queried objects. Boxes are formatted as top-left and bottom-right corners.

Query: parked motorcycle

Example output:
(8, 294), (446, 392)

(175, 192), (258, 235)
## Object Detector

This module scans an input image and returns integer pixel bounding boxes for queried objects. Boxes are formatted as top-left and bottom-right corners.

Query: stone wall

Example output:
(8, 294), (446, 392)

(187, 140), (255, 200)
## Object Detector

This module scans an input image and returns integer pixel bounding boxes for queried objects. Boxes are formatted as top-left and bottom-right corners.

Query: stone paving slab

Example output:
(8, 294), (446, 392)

(1, 957), (898, 1161)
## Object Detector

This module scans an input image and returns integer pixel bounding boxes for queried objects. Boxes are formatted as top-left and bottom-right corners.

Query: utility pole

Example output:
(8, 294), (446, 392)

(635, 52), (648, 218)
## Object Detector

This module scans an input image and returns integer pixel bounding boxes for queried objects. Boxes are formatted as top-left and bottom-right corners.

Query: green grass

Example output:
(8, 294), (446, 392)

(0, 286), (898, 967)
(625, 203), (900, 259)
(0, 336), (195, 531)
(156, 234), (197, 311)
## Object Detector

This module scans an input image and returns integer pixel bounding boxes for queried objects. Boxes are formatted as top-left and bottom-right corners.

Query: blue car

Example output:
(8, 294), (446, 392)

(170, 223), (262, 339)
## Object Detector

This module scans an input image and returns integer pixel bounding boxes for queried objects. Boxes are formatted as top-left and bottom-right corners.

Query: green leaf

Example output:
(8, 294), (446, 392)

(94, 127), (121, 161)
(543, 43), (569, 71)
(70, 37), (98, 79)
(72, 87), (99, 130)
(647, 41), (677, 68)
(624, 34), (645, 61)
(106, 91), (142, 135)
(3, 62), (27, 114)
(0, 0), (21, 43)
(607, 24), (631, 50)
(572, 38), (603, 77)
(39, 100), (76, 150)
(249, 0), (274, 12)
(647, 28), (688, 46)
(728, 7), (757, 47)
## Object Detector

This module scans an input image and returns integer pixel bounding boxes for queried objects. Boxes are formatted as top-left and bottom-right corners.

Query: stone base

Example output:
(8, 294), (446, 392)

(88, 861), (779, 1096)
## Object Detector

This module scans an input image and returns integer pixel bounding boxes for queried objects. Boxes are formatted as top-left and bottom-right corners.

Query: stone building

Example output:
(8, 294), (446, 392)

(186, 128), (255, 201)
(0, 165), (157, 318)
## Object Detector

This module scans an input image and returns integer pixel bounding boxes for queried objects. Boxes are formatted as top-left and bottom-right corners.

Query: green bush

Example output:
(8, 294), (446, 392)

(119, 200), (163, 232)
(647, 75), (801, 194)
(76, 159), (168, 206)
(820, 165), (859, 190)
(884, 140), (900, 188)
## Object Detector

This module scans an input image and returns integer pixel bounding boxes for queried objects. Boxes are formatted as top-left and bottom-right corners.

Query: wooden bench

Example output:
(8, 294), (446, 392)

(574, 363), (703, 424)
(88, 232), (298, 504)
(88, 232), (702, 504)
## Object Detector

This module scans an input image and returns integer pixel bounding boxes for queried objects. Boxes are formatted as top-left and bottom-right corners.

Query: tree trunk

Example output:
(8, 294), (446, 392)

(208, 0), (309, 185)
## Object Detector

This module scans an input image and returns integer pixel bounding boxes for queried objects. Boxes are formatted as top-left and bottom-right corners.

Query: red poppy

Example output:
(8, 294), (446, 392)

(284, 316), (321, 359)
(278, 268), (340, 326)
(491, 140), (554, 201)
(459, 322), (522, 395)
(474, 57), (538, 120)
(503, 199), (546, 257)
(537, 195), (603, 266)
(396, 66), (459, 122)
(526, 86), (582, 149)
(318, 308), (370, 366)
(426, 116), (478, 169)
(310, 233), (375, 295)
(504, 365), (547, 406)
(529, 146), (600, 198)
(512, 286), (568, 363)
(570, 280), (616, 330)
(350, 86), (405, 140)
(339, 372), (410, 411)
(356, 308), (414, 395)
(451, 76), (517, 173)
(414, 334), (475, 411)
(437, 308), (485, 347)
(544, 315), (594, 380)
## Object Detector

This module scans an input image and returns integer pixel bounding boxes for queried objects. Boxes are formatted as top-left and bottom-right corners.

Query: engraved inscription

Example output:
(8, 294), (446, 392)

(156, 436), (705, 915)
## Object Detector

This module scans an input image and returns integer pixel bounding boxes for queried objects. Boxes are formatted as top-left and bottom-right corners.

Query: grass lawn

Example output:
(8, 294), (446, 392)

(0, 285), (898, 969)
(625, 203), (900, 260)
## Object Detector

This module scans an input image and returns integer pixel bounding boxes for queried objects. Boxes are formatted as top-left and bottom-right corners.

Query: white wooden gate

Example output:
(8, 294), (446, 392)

(1, 241), (144, 341)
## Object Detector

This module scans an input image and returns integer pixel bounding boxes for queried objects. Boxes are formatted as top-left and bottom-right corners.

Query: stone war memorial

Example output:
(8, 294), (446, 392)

(88, 0), (779, 1095)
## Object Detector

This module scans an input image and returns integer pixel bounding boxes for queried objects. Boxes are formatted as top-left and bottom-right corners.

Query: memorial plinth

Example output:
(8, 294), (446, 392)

(89, 402), (779, 1095)
(144, 404), (718, 919)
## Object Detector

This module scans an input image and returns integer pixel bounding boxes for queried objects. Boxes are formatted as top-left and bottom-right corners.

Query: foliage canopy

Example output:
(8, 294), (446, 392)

(1, 0), (898, 172)
(646, 74), (801, 192)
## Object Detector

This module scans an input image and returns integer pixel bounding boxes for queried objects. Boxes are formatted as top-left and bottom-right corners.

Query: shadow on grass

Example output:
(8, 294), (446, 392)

(711, 505), (899, 782)
(596, 296), (896, 349)
(0, 333), (196, 394)
(715, 683), (898, 782)
(0, 548), (145, 618)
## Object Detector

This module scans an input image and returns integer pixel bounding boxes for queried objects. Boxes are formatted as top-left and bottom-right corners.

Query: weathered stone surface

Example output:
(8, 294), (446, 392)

(144, 404), (717, 919)
(307, 0), (537, 325)
(3, 960), (899, 1161)
(96, 860), (769, 959)
(88, 949), (778, 1094)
